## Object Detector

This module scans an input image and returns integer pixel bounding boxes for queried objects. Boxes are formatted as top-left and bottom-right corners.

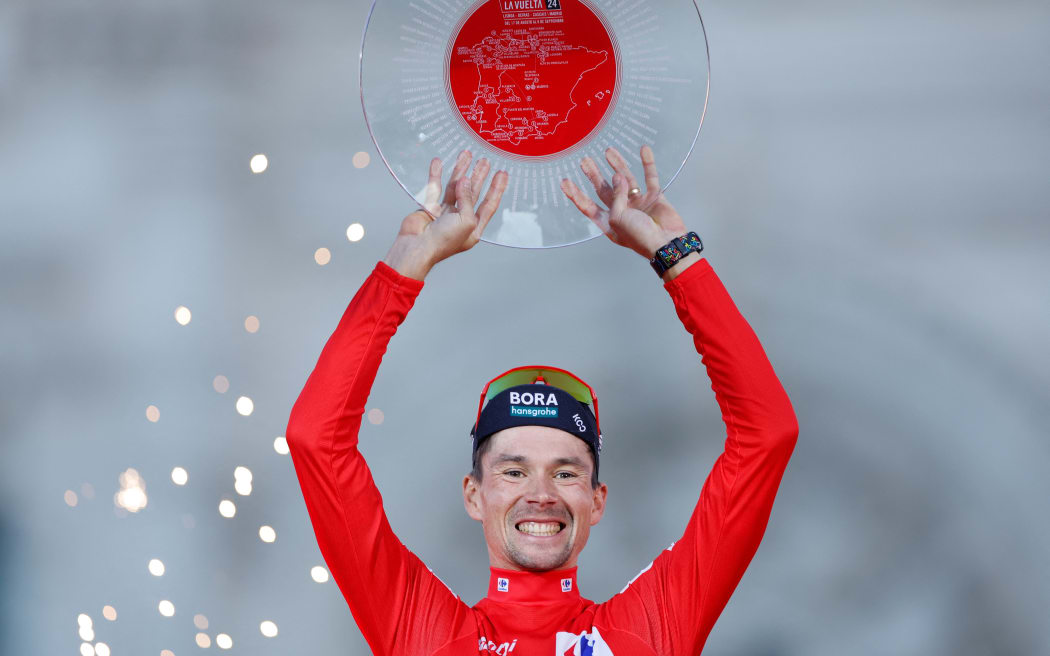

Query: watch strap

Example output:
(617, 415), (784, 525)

(650, 231), (703, 277)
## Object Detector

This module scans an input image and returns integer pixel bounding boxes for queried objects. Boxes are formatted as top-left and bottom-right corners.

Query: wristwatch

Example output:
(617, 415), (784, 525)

(650, 231), (703, 278)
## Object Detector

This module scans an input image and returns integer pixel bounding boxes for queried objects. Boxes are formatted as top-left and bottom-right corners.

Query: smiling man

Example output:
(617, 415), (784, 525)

(286, 147), (798, 655)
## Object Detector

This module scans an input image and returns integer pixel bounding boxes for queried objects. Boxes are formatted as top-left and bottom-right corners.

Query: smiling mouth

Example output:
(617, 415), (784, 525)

(515, 521), (566, 537)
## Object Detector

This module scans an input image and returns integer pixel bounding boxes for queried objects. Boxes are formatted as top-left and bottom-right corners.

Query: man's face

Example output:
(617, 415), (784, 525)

(462, 425), (608, 572)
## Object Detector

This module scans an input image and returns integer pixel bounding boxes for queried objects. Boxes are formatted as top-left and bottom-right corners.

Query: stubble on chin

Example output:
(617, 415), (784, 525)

(506, 532), (574, 571)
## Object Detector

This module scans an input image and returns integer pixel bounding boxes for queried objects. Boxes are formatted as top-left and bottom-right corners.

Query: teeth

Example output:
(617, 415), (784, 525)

(516, 521), (562, 536)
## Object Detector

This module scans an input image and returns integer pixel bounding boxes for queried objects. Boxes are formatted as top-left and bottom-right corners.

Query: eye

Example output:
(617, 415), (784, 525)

(555, 471), (577, 480)
(503, 469), (524, 478)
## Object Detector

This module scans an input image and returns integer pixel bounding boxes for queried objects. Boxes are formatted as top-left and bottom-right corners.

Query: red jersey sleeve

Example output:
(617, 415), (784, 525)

(285, 261), (469, 656)
(596, 258), (799, 655)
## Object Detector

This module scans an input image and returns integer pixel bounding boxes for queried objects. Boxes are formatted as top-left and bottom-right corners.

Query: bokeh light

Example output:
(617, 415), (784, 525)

(78, 613), (92, 627)
(244, 315), (260, 333)
(259, 525), (276, 543)
(145, 405), (160, 423)
(94, 642), (110, 656)
(158, 600), (175, 617)
(65, 490), (78, 507)
(367, 408), (385, 425)
(346, 223), (365, 242)
(352, 151), (371, 168)
(78, 625), (94, 641)
(249, 153), (268, 173)
(260, 620), (278, 638)
(311, 566), (329, 583)
(234, 466), (252, 495)
(235, 396), (254, 416)
(102, 606), (117, 621)
(273, 436), (289, 455)
(314, 247), (331, 266)
(115, 468), (148, 512)
(196, 632), (211, 648)
(212, 375), (230, 393)
(194, 614), (209, 630)
(161, 650), (175, 656)
(216, 633), (233, 649)
(79, 643), (94, 656)
(148, 558), (165, 576)
(218, 499), (236, 518)
(171, 466), (188, 486)
(174, 305), (192, 326)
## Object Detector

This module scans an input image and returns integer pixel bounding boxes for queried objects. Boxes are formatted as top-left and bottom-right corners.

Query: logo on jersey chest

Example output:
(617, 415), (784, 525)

(556, 627), (614, 655)
(478, 636), (518, 654)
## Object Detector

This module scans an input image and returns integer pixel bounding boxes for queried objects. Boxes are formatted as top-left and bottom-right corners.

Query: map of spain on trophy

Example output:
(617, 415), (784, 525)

(448, 0), (617, 157)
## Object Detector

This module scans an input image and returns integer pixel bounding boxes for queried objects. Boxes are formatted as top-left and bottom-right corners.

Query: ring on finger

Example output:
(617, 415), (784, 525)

(628, 187), (641, 199)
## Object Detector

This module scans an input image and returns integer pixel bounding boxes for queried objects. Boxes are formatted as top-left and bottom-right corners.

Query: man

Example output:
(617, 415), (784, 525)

(286, 145), (798, 655)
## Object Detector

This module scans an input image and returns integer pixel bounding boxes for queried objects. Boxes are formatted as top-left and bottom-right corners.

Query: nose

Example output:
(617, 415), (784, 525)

(523, 475), (558, 508)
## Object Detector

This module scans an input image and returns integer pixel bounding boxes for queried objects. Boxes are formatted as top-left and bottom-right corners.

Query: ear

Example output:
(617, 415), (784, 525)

(589, 482), (609, 526)
(462, 475), (484, 522)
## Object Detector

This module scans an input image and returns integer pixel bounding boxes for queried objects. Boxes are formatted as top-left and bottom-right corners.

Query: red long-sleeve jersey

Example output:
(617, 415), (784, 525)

(286, 258), (798, 656)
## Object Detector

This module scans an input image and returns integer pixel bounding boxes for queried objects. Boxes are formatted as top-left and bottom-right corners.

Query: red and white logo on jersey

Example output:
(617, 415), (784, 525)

(560, 578), (572, 592)
(555, 627), (613, 655)
(497, 577), (510, 592)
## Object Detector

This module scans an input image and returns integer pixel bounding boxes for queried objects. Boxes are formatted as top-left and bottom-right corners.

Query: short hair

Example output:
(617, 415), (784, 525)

(470, 435), (600, 489)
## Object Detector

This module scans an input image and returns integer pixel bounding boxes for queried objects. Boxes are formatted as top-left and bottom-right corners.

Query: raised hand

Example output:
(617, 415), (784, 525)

(385, 150), (509, 280)
(560, 145), (689, 260)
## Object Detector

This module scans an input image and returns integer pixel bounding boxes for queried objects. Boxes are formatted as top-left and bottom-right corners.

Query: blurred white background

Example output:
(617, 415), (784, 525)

(1, 0), (1048, 654)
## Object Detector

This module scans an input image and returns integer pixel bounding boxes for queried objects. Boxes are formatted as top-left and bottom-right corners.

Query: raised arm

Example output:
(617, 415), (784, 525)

(563, 147), (799, 654)
(285, 152), (507, 655)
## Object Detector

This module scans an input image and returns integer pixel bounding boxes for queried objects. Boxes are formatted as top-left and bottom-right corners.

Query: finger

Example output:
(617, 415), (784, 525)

(640, 145), (660, 196)
(604, 147), (641, 198)
(609, 172), (630, 222)
(560, 178), (601, 220)
(475, 170), (509, 234)
(580, 156), (614, 206)
(455, 175), (476, 225)
(422, 157), (443, 216)
(441, 150), (473, 208)
(469, 157), (490, 200)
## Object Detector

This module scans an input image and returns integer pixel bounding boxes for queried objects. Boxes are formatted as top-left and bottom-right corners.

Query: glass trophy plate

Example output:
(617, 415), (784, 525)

(361, 0), (709, 248)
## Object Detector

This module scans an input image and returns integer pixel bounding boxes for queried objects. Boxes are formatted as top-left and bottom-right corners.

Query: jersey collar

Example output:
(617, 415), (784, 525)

(486, 567), (581, 603)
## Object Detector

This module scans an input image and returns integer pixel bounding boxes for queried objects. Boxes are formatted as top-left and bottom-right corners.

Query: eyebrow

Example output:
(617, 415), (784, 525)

(491, 454), (527, 466)
(551, 456), (588, 469)
(490, 454), (589, 469)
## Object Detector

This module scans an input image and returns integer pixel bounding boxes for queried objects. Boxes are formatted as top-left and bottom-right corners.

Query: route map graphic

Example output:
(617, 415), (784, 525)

(448, 0), (618, 157)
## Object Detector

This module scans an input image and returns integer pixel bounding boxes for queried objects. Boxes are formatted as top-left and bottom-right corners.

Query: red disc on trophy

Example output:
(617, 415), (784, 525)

(447, 0), (618, 158)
